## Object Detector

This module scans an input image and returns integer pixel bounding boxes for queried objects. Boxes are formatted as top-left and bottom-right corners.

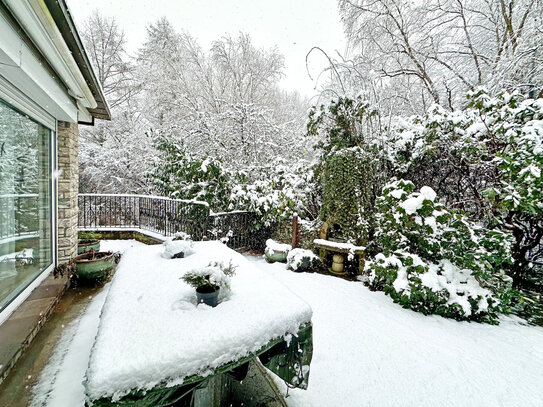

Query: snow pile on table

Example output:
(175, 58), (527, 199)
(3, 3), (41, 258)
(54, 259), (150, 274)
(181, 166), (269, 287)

(85, 241), (312, 402)
(30, 240), (144, 407)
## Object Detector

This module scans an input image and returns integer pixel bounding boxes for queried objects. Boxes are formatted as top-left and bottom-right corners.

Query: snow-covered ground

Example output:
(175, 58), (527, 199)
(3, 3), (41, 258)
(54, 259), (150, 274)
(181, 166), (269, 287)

(246, 256), (543, 407)
(29, 240), (543, 407)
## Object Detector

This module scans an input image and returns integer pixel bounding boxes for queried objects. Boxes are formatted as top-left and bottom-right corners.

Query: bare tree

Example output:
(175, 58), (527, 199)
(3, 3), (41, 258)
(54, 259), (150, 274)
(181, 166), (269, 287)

(335, 0), (543, 113)
(81, 10), (135, 108)
(137, 23), (310, 171)
(79, 11), (149, 193)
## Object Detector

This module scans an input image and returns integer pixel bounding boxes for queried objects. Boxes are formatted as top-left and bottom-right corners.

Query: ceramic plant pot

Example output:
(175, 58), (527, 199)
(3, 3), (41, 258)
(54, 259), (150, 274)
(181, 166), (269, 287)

(196, 286), (220, 307)
(78, 239), (100, 254)
(265, 249), (289, 263)
(73, 251), (116, 280)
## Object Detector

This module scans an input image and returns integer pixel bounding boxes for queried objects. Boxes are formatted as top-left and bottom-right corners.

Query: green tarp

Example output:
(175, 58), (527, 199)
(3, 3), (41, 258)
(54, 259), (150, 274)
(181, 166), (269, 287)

(89, 323), (313, 406)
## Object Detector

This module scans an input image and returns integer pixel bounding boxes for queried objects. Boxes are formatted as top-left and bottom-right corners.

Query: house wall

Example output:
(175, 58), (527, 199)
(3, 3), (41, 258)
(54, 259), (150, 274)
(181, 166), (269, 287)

(57, 121), (79, 263)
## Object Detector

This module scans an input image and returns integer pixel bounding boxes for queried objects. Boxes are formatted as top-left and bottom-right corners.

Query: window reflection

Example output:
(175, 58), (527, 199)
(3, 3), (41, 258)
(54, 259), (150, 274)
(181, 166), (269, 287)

(0, 100), (52, 311)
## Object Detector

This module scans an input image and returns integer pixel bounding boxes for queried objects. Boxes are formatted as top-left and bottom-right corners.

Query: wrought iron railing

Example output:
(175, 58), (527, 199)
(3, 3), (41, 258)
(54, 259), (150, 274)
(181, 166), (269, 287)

(78, 194), (270, 249)
(209, 211), (269, 250)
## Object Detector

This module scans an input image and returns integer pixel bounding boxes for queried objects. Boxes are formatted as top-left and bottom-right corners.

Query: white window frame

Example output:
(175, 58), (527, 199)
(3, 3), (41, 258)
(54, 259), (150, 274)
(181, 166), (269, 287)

(0, 75), (58, 324)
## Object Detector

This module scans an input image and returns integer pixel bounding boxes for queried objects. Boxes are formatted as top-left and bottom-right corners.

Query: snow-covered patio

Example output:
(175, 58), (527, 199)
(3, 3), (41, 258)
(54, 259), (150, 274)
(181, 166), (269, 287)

(30, 240), (543, 407)
(253, 259), (543, 407)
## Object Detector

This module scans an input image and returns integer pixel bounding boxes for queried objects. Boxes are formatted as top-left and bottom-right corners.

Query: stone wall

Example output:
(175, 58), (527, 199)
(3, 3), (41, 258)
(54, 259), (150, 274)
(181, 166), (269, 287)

(57, 121), (79, 263)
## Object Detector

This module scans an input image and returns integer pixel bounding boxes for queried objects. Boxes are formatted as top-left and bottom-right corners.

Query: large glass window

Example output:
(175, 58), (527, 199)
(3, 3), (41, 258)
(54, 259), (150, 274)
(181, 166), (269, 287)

(0, 99), (52, 311)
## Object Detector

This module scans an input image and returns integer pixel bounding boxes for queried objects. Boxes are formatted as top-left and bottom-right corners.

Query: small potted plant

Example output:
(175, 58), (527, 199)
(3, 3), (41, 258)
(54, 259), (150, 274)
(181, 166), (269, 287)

(181, 260), (236, 307)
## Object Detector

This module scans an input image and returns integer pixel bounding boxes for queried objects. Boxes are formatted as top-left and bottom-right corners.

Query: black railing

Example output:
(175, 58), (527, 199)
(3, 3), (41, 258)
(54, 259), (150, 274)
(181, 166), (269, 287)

(78, 194), (270, 250)
(209, 211), (269, 250)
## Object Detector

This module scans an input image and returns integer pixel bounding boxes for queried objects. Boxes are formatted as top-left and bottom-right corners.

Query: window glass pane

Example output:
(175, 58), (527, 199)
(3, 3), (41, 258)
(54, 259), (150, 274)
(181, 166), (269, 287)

(0, 99), (52, 311)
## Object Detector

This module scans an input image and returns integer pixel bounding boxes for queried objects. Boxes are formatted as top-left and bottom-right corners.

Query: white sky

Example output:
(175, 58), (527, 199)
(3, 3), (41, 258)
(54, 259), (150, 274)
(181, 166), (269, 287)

(67, 0), (348, 98)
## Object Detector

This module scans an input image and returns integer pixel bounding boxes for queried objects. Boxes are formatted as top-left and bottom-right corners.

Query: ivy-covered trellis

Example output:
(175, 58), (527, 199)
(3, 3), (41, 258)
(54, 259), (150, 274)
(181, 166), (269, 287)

(307, 95), (386, 244)
(321, 148), (376, 243)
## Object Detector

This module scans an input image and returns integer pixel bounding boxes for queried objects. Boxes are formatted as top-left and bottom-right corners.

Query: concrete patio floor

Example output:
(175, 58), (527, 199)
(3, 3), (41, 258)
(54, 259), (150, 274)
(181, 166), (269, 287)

(0, 284), (104, 407)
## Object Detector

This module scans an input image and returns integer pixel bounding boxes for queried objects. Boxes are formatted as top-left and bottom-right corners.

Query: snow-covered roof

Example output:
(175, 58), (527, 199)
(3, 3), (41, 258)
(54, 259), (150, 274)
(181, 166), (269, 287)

(86, 241), (312, 402)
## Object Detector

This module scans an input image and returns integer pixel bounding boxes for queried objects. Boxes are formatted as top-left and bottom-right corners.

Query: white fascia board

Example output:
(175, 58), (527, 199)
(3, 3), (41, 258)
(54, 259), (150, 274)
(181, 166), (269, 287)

(77, 100), (93, 123)
(0, 72), (56, 129)
(4, 0), (97, 110)
(0, 13), (77, 122)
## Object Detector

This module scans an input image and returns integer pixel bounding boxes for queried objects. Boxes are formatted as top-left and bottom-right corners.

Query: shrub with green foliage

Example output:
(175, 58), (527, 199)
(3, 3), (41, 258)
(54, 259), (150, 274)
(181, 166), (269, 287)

(151, 132), (235, 211)
(390, 89), (543, 288)
(230, 162), (320, 227)
(181, 260), (237, 291)
(364, 179), (515, 323)
(152, 132), (319, 230)
(286, 248), (322, 272)
(320, 147), (375, 243)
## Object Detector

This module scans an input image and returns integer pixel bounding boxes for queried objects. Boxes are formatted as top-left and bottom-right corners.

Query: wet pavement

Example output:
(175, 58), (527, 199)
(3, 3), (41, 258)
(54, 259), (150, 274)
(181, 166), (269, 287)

(0, 284), (105, 407)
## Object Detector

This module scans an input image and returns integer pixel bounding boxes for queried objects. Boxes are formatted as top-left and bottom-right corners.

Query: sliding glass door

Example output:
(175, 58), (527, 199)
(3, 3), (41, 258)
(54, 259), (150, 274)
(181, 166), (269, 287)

(0, 99), (53, 311)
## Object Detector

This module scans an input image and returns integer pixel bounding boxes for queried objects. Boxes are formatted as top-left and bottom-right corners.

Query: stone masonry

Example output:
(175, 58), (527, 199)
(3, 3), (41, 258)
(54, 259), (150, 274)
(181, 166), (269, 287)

(57, 121), (79, 263)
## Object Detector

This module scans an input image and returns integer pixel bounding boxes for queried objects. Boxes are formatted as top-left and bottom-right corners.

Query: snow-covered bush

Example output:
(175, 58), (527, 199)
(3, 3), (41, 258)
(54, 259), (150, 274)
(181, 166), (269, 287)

(286, 248), (322, 272)
(390, 89), (543, 287)
(151, 132), (236, 211)
(153, 133), (318, 229)
(230, 162), (320, 227)
(163, 236), (194, 259)
(367, 252), (500, 321)
(364, 180), (514, 323)
(181, 260), (236, 291)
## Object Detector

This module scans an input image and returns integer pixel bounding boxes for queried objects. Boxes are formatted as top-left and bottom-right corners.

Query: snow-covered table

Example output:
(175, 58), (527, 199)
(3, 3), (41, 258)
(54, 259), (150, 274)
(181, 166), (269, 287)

(85, 241), (313, 405)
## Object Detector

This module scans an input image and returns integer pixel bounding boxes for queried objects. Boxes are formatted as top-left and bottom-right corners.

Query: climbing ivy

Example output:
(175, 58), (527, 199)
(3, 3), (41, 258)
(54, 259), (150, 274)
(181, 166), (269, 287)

(307, 96), (385, 243)
(320, 147), (376, 242)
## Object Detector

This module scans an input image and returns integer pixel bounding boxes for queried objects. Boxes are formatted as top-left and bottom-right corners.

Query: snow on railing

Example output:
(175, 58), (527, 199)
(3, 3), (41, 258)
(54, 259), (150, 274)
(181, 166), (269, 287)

(78, 193), (209, 207)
